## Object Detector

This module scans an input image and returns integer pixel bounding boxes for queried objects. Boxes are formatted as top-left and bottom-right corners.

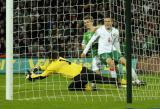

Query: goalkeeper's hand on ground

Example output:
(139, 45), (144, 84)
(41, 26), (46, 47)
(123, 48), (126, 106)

(31, 66), (40, 73)
(25, 70), (35, 82)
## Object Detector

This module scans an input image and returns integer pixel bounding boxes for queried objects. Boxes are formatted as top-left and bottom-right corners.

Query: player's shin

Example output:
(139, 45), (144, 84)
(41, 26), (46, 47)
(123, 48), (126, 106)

(110, 67), (117, 78)
(131, 68), (140, 83)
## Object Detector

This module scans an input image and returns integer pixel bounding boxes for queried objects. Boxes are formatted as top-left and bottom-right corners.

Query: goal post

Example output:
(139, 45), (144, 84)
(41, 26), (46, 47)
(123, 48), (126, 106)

(6, 0), (13, 100)
(125, 0), (132, 103)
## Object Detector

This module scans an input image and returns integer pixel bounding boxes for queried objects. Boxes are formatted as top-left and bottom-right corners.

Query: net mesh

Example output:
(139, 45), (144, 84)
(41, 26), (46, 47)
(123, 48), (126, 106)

(130, 0), (160, 100)
(13, 0), (160, 101)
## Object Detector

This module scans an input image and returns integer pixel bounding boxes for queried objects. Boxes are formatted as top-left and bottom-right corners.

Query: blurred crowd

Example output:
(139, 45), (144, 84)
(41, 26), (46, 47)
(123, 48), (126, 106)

(0, 0), (160, 58)
(0, 0), (5, 57)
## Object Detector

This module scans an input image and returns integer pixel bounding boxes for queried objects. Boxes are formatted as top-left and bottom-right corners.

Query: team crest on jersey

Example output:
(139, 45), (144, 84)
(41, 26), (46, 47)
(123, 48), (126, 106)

(108, 37), (112, 43)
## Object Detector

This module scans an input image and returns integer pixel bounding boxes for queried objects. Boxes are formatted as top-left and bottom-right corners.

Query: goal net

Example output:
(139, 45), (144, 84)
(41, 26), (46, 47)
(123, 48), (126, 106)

(130, 0), (160, 100)
(11, 0), (160, 101)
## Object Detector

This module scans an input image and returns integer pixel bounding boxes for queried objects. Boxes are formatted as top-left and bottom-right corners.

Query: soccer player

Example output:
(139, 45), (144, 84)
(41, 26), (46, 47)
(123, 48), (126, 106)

(26, 52), (120, 91)
(82, 15), (121, 81)
(82, 15), (101, 74)
(81, 15), (146, 86)
(82, 15), (101, 89)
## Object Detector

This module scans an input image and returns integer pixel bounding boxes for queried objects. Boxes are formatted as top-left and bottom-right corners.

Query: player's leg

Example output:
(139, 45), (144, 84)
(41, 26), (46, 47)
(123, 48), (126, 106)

(111, 51), (128, 86)
(68, 81), (88, 91)
(68, 67), (120, 91)
(91, 56), (101, 89)
(91, 56), (101, 74)
(68, 67), (115, 91)
(119, 56), (146, 86)
(100, 53), (117, 78)
(107, 58), (117, 78)
(68, 73), (88, 91)
(119, 56), (137, 81)
(119, 57), (138, 84)
(82, 67), (120, 85)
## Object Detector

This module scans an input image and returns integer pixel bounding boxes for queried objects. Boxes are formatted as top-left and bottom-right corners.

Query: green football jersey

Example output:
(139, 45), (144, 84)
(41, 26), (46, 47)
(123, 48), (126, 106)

(82, 31), (98, 57)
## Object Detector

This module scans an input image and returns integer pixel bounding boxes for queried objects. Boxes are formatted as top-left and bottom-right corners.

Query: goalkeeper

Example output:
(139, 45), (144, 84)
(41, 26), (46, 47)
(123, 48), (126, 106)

(26, 52), (120, 91)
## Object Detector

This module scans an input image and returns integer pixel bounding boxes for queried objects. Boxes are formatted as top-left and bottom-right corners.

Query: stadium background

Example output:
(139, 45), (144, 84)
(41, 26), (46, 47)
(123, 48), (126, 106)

(0, 0), (160, 72)
(0, 0), (160, 109)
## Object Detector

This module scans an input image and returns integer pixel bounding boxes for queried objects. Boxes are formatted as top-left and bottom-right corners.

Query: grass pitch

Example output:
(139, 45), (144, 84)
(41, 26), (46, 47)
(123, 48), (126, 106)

(0, 74), (160, 109)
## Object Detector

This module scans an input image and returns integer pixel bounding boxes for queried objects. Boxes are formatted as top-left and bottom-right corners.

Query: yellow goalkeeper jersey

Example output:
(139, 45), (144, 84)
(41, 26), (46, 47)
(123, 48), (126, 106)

(40, 57), (82, 78)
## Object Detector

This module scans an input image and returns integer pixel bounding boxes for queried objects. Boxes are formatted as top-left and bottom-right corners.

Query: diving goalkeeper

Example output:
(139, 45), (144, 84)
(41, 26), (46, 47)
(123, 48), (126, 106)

(26, 52), (120, 91)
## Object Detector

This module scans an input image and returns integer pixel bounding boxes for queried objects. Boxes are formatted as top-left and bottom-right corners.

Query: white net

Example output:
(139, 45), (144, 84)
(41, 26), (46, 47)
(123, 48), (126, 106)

(130, 0), (160, 100)
(12, 0), (160, 101)
(109, 0), (160, 101)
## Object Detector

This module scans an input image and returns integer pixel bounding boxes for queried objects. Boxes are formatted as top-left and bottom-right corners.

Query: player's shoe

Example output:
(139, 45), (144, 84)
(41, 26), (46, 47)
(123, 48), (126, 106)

(120, 79), (127, 88)
(85, 83), (97, 91)
(132, 81), (146, 86)
(25, 70), (35, 82)
(91, 83), (97, 91)
(121, 79), (127, 85)
(115, 80), (123, 88)
(85, 83), (92, 91)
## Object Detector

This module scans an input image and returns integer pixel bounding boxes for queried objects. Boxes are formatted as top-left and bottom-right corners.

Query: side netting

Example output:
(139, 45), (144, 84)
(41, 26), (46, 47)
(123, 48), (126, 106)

(129, 0), (160, 100)
(110, 0), (160, 101)
(12, 0), (160, 101)
(113, 0), (160, 101)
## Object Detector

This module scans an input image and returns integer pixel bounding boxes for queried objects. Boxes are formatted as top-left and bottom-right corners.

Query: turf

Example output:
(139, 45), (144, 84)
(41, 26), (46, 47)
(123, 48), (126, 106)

(0, 74), (160, 109)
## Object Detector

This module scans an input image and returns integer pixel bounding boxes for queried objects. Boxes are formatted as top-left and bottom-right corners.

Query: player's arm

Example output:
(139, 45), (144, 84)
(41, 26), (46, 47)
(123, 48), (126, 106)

(29, 59), (51, 73)
(113, 29), (121, 53)
(81, 33), (87, 49)
(81, 25), (100, 49)
(81, 32), (99, 57)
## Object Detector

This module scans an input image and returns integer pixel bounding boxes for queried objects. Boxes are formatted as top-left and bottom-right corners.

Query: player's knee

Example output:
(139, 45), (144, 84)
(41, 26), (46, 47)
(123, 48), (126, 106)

(106, 58), (115, 68)
(119, 57), (126, 65)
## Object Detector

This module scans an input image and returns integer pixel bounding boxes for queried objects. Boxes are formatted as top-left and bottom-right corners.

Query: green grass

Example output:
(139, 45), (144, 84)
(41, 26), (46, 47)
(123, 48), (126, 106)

(0, 74), (160, 109)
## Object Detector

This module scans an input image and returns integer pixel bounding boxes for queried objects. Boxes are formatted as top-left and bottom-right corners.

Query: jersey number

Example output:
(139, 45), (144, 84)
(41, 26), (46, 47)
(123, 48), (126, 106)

(108, 37), (112, 43)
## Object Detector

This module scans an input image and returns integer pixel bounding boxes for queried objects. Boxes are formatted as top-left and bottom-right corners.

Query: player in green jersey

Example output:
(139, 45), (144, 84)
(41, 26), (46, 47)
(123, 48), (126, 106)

(82, 15), (100, 74)
(81, 15), (102, 90)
